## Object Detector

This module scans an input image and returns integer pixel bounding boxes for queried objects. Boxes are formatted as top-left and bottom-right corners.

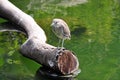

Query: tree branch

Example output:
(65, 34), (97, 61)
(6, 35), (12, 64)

(0, 0), (79, 75)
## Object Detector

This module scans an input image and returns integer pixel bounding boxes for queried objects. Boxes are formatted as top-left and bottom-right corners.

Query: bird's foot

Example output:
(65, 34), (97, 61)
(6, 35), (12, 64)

(57, 46), (65, 51)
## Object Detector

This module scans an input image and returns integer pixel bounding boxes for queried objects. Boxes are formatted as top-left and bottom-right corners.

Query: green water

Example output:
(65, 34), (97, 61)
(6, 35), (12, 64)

(0, 0), (120, 80)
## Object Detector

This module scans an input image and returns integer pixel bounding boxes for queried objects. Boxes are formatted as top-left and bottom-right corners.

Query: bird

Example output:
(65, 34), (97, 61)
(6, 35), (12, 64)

(51, 18), (71, 48)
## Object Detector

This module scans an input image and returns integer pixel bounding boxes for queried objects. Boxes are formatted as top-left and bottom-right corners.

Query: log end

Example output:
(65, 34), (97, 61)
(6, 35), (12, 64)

(57, 49), (79, 75)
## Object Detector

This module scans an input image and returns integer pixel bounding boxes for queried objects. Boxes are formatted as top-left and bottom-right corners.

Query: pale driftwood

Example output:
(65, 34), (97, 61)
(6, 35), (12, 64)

(0, 0), (79, 74)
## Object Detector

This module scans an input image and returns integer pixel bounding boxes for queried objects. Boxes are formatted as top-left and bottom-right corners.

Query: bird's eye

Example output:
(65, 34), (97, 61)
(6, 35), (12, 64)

(55, 21), (58, 24)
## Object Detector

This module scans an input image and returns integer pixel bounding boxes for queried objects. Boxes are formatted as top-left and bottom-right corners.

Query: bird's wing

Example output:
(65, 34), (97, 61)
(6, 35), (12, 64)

(59, 23), (71, 38)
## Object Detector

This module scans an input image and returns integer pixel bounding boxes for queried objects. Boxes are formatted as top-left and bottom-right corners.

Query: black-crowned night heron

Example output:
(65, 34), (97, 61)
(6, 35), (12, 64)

(51, 18), (71, 48)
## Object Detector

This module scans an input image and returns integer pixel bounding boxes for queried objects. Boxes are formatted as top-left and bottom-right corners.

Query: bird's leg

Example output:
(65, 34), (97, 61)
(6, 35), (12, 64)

(57, 39), (61, 48)
(61, 38), (64, 48)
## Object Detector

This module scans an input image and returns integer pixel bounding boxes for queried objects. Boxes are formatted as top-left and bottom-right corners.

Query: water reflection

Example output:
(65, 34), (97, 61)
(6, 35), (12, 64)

(27, 0), (87, 9)
(26, 0), (87, 16)
(34, 67), (77, 80)
(58, 0), (88, 7)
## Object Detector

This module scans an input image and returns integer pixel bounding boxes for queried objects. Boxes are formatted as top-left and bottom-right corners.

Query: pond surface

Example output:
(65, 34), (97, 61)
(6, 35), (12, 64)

(0, 0), (120, 80)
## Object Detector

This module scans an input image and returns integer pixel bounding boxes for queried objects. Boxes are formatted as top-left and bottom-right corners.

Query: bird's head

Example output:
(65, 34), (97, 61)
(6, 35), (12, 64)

(50, 18), (64, 27)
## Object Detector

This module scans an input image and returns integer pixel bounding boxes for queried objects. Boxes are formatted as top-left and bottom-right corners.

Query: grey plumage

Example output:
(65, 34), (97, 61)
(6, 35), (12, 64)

(51, 18), (71, 47)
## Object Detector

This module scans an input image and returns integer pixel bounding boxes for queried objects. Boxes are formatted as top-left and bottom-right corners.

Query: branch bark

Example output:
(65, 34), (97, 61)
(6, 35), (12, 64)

(0, 0), (79, 75)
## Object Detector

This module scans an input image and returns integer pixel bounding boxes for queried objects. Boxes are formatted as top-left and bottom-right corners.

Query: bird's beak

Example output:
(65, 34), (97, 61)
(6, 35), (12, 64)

(50, 23), (54, 27)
